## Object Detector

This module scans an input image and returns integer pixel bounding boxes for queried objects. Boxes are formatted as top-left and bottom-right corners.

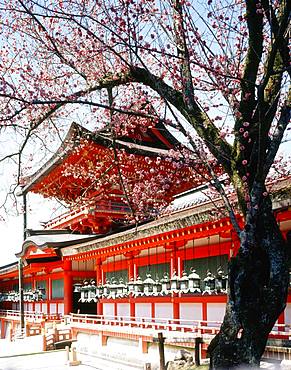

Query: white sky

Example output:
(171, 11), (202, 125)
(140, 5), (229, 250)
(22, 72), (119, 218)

(0, 191), (64, 265)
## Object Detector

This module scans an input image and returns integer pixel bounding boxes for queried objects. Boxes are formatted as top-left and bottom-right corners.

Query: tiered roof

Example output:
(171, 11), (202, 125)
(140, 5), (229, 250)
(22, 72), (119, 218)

(19, 122), (221, 233)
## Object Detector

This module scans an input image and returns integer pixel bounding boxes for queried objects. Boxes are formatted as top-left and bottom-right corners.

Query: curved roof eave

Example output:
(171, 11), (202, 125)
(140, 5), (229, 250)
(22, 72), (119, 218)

(16, 233), (99, 258)
(18, 122), (183, 196)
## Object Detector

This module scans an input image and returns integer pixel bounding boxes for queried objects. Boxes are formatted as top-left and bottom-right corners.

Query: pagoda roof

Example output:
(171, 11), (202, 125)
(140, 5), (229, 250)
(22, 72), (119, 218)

(19, 121), (182, 196)
(16, 229), (99, 258)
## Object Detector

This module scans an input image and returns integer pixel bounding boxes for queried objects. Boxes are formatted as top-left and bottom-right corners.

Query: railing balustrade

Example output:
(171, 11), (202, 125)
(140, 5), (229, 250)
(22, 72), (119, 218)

(0, 309), (61, 321)
(67, 313), (291, 340)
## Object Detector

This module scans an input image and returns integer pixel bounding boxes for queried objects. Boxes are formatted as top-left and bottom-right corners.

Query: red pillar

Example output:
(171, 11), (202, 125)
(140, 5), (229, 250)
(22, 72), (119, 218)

(63, 260), (73, 315)
(170, 249), (177, 277)
(32, 273), (36, 313)
(173, 301), (180, 324)
(96, 259), (103, 316)
(128, 258), (135, 319)
(128, 258), (135, 281)
(151, 302), (155, 320)
(130, 298), (135, 318)
(202, 302), (207, 324)
(47, 276), (52, 314)
(114, 302), (117, 318)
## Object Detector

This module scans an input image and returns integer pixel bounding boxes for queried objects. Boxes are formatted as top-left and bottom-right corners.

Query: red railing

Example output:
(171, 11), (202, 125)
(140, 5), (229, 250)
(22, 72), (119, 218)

(68, 313), (291, 341)
(45, 201), (131, 229)
(0, 309), (62, 322)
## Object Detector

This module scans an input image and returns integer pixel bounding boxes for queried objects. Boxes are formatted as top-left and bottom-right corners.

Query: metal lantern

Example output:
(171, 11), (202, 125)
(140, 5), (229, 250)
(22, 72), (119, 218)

(35, 287), (45, 301)
(170, 270), (179, 293)
(23, 290), (29, 302)
(153, 277), (162, 295)
(188, 268), (201, 293)
(109, 277), (118, 299)
(73, 282), (82, 293)
(215, 267), (228, 293)
(116, 278), (127, 298)
(160, 272), (171, 294)
(127, 278), (135, 296)
(96, 281), (104, 299)
(102, 279), (110, 298)
(79, 280), (89, 303)
(133, 275), (144, 297)
(28, 289), (35, 302)
(87, 280), (97, 303)
(15, 291), (20, 302)
(143, 273), (155, 296)
(178, 271), (189, 293)
(203, 271), (216, 295)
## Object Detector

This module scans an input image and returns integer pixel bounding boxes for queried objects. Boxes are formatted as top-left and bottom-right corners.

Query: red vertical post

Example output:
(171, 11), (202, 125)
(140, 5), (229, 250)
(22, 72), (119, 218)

(47, 276), (52, 314)
(32, 273), (36, 313)
(96, 259), (103, 315)
(114, 302), (117, 318)
(130, 298), (135, 319)
(63, 260), (73, 315)
(173, 301), (180, 324)
(170, 248), (177, 277)
(202, 302), (207, 324)
(152, 302), (155, 321)
(128, 258), (134, 281)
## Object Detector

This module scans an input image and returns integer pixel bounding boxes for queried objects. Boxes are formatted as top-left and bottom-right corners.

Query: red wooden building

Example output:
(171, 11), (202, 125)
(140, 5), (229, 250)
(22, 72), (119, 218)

(0, 122), (290, 332)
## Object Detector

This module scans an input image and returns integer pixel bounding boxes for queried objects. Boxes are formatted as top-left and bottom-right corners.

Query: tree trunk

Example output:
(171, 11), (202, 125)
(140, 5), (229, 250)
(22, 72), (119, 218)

(208, 196), (289, 369)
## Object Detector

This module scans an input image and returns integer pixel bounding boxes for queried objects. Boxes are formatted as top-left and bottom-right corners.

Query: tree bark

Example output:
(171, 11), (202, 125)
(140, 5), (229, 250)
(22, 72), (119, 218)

(208, 196), (289, 369)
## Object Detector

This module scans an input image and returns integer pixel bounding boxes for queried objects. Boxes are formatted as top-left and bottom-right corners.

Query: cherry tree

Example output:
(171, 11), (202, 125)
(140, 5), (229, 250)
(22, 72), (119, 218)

(0, 0), (290, 367)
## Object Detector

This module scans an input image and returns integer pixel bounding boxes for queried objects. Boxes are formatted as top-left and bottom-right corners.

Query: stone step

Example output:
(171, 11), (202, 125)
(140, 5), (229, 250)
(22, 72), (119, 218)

(79, 352), (146, 370)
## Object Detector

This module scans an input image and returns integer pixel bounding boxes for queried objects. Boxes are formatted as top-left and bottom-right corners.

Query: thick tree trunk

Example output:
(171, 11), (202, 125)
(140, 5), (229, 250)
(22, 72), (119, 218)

(207, 196), (289, 369)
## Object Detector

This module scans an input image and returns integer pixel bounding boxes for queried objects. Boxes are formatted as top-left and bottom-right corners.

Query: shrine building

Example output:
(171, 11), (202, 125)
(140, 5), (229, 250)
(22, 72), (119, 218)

(0, 122), (290, 357)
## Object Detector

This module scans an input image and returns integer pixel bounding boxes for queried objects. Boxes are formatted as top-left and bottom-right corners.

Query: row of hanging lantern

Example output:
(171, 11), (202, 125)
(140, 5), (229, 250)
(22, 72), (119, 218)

(0, 287), (45, 302)
(74, 268), (228, 303)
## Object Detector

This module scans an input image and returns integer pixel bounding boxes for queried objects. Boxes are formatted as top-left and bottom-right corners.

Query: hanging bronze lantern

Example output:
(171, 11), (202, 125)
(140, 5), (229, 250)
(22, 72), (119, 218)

(160, 272), (171, 295)
(188, 268), (201, 293)
(203, 271), (216, 295)
(143, 273), (155, 296)
(170, 270), (179, 293)
(153, 277), (162, 296)
(116, 278), (127, 298)
(127, 277), (135, 296)
(73, 282), (82, 293)
(178, 271), (189, 294)
(133, 275), (144, 297)
(215, 267), (228, 293)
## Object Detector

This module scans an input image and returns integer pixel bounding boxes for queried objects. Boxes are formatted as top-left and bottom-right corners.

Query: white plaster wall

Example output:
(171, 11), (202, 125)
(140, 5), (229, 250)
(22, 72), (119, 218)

(207, 303), (225, 326)
(135, 303), (151, 321)
(35, 303), (41, 313)
(28, 303), (33, 311)
(50, 303), (57, 314)
(285, 303), (291, 324)
(116, 303), (130, 318)
(58, 303), (64, 315)
(42, 303), (47, 314)
(180, 303), (202, 324)
(103, 303), (114, 318)
(155, 303), (173, 321)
